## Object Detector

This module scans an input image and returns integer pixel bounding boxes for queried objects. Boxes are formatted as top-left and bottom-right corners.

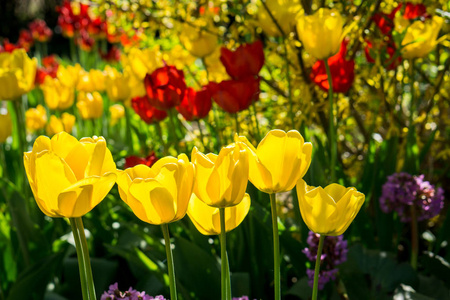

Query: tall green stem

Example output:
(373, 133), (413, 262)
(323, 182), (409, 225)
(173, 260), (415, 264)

(168, 109), (181, 153)
(410, 206), (418, 270)
(69, 217), (96, 300)
(324, 59), (337, 182)
(124, 106), (134, 152)
(196, 119), (207, 151)
(161, 224), (177, 300)
(251, 103), (261, 141)
(312, 235), (325, 300)
(219, 207), (231, 300)
(283, 38), (295, 129)
(270, 193), (281, 300)
(234, 113), (239, 135)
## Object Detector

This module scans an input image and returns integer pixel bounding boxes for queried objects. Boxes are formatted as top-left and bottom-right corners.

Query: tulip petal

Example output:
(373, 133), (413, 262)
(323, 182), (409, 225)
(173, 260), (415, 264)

(129, 179), (176, 224)
(85, 138), (106, 177)
(50, 132), (80, 160)
(35, 151), (77, 216)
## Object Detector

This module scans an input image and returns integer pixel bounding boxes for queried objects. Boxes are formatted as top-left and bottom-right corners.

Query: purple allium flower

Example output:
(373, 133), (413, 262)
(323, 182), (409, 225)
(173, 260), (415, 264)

(303, 231), (348, 290)
(232, 297), (249, 300)
(380, 172), (445, 222)
(101, 282), (166, 300)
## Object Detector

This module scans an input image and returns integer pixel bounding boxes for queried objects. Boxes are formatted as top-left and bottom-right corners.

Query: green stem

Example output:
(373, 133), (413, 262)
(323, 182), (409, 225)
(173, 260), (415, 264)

(283, 38), (295, 129)
(251, 102), (261, 141)
(70, 38), (77, 63)
(69, 217), (96, 300)
(324, 59), (337, 182)
(312, 235), (325, 300)
(410, 206), (418, 270)
(270, 193), (281, 300)
(161, 223), (177, 300)
(219, 208), (231, 300)
(234, 113), (239, 135)
(168, 109), (181, 153)
(409, 59), (415, 126)
(124, 106), (134, 152)
(154, 122), (167, 155)
(12, 99), (26, 156)
(196, 119), (207, 151)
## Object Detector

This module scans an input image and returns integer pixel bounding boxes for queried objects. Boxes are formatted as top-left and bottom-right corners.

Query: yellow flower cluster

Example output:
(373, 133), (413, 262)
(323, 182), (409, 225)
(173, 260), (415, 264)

(25, 129), (365, 237)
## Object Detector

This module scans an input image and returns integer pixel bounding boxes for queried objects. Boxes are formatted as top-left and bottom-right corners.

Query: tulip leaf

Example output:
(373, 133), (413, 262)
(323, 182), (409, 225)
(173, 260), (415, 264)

(6, 251), (65, 300)
(172, 236), (221, 299)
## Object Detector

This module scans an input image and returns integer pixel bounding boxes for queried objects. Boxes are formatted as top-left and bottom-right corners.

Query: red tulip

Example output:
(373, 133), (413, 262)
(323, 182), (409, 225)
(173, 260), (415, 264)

(220, 40), (265, 79)
(100, 46), (121, 63)
(365, 40), (401, 70)
(176, 87), (212, 121)
(0, 39), (22, 53)
(372, 5), (402, 35)
(311, 41), (354, 94)
(125, 151), (159, 169)
(29, 19), (53, 42)
(131, 95), (168, 124)
(35, 55), (59, 85)
(209, 76), (260, 114)
(144, 65), (187, 110)
(403, 3), (428, 20)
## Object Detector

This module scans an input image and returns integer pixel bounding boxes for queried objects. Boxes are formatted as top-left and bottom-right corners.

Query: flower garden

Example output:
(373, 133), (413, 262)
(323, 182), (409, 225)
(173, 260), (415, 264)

(0, 0), (449, 299)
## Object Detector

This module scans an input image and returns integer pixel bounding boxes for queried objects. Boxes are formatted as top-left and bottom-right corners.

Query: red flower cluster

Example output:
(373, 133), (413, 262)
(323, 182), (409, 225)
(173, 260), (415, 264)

(211, 40), (264, 113)
(29, 19), (53, 42)
(0, 30), (34, 53)
(311, 41), (354, 94)
(403, 3), (429, 20)
(100, 46), (121, 63)
(131, 95), (168, 124)
(35, 55), (59, 85)
(124, 151), (159, 169)
(220, 40), (264, 80)
(176, 87), (212, 121)
(144, 65), (187, 110)
(208, 77), (260, 114)
(56, 0), (108, 51)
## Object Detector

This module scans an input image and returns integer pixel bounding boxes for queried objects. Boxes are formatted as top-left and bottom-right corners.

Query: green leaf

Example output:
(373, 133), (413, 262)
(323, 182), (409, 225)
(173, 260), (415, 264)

(7, 252), (65, 300)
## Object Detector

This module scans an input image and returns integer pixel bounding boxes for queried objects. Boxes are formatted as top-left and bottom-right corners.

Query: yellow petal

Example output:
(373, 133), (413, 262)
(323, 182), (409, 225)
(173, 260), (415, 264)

(129, 178), (176, 225)
(50, 131), (80, 160)
(35, 151), (77, 216)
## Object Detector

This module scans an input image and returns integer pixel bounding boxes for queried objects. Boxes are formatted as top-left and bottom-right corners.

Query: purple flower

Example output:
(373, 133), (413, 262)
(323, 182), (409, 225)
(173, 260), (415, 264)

(232, 297), (250, 300)
(101, 282), (166, 300)
(380, 173), (444, 222)
(303, 232), (348, 290)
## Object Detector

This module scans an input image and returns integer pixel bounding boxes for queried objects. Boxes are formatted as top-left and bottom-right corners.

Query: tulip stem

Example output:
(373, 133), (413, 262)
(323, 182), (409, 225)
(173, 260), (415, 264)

(324, 59), (337, 182)
(161, 223), (178, 300)
(270, 193), (281, 300)
(168, 109), (181, 153)
(234, 113), (239, 135)
(410, 206), (418, 270)
(196, 119), (207, 151)
(312, 235), (325, 300)
(69, 217), (96, 300)
(283, 38), (295, 129)
(124, 106), (134, 152)
(219, 207), (231, 300)
(251, 103), (261, 141)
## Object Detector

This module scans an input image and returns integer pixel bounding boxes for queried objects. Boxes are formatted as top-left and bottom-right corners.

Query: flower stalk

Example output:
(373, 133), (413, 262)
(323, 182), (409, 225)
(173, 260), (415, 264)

(69, 217), (96, 300)
(270, 193), (281, 300)
(312, 235), (325, 300)
(219, 207), (231, 300)
(324, 59), (337, 182)
(161, 223), (178, 300)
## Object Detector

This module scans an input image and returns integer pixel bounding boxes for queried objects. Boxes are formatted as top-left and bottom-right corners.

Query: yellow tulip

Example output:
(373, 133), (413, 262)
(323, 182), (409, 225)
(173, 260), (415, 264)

(109, 104), (125, 126)
(236, 129), (312, 194)
(104, 66), (131, 102)
(24, 132), (117, 218)
(25, 104), (48, 132)
(0, 108), (12, 143)
(400, 16), (445, 59)
(41, 76), (75, 110)
(121, 46), (163, 80)
(57, 64), (83, 88)
(0, 49), (37, 100)
(297, 8), (349, 60)
(257, 0), (303, 37)
(77, 91), (103, 120)
(163, 44), (196, 70)
(179, 22), (218, 58)
(77, 69), (106, 92)
(117, 154), (195, 225)
(187, 193), (251, 235)
(46, 113), (75, 136)
(191, 143), (249, 208)
(296, 179), (365, 236)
